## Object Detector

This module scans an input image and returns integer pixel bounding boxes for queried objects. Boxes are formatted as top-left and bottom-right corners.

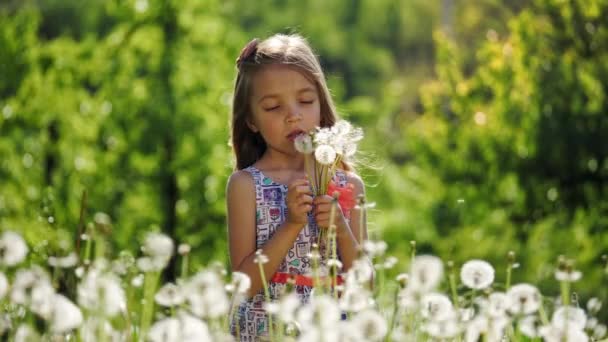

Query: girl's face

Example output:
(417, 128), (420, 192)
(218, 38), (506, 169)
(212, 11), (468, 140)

(248, 64), (321, 156)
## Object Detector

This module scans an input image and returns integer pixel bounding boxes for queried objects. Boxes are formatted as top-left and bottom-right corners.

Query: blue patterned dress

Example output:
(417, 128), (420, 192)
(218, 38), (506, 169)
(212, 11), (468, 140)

(230, 166), (349, 341)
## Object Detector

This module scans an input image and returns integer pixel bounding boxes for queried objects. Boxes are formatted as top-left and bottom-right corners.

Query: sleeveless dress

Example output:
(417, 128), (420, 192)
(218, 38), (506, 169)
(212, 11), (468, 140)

(230, 166), (350, 341)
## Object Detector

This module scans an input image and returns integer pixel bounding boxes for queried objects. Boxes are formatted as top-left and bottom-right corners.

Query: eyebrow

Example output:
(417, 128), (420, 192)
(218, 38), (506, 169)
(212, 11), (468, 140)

(257, 87), (317, 104)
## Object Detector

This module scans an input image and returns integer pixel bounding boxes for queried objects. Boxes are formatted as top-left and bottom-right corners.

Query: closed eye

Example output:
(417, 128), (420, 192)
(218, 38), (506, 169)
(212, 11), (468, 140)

(264, 106), (280, 111)
(300, 100), (315, 104)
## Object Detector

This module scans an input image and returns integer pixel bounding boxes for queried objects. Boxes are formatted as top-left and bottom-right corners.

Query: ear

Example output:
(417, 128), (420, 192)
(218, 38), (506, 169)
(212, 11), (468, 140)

(246, 119), (259, 133)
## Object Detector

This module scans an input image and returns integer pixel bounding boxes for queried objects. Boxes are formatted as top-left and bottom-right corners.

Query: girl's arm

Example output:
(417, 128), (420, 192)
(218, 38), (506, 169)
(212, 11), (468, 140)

(227, 171), (312, 298)
(313, 172), (367, 271)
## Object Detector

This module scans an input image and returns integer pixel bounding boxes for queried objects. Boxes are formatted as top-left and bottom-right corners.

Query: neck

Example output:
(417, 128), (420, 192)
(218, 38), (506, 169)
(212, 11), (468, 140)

(257, 150), (305, 171)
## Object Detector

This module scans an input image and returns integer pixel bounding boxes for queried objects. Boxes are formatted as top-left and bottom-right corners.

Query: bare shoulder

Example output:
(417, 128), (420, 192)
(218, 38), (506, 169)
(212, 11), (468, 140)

(344, 171), (365, 194)
(226, 170), (255, 198)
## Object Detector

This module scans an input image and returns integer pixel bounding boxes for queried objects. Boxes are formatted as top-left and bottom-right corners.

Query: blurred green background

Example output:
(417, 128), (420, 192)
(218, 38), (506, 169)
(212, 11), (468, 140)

(1, 0), (607, 304)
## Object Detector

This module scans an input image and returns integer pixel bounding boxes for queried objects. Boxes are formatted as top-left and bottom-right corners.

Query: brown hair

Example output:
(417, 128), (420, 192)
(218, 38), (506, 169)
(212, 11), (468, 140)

(230, 34), (344, 170)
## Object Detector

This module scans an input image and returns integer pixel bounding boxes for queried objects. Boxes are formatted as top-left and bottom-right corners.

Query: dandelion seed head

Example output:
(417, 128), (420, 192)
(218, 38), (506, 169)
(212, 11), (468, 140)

(155, 283), (185, 307)
(294, 133), (314, 154)
(423, 317), (461, 339)
(314, 144), (337, 165)
(229, 271), (251, 294)
(48, 252), (78, 268)
(339, 287), (372, 312)
(409, 255), (444, 292)
(587, 297), (602, 314)
(460, 260), (495, 290)
(555, 269), (582, 282)
(142, 232), (174, 269)
(506, 283), (541, 315)
(551, 306), (587, 331)
(0, 231), (29, 266)
(49, 294), (83, 333)
(539, 324), (589, 342)
(352, 309), (388, 341)
(178, 243), (191, 255)
(254, 249), (269, 264)
(484, 292), (511, 318)
(277, 293), (300, 323)
(518, 315), (540, 338)
(421, 293), (455, 321)
(594, 324), (607, 340)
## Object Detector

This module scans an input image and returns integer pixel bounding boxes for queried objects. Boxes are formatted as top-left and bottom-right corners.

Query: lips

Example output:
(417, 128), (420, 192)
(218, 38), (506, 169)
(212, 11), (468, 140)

(287, 129), (305, 141)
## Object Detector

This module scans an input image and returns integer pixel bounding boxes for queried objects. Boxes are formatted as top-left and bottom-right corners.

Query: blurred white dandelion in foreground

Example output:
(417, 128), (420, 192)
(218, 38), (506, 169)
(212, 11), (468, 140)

(460, 259), (494, 290)
(49, 294), (83, 333)
(352, 309), (388, 341)
(148, 312), (211, 342)
(409, 255), (444, 292)
(155, 283), (185, 307)
(506, 283), (541, 315)
(551, 306), (587, 331)
(77, 267), (126, 317)
(0, 231), (29, 266)
(420, 293), (455, 321)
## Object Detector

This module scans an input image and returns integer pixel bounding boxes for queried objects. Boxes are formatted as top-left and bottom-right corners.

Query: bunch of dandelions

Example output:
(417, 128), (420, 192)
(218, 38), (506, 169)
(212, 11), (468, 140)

(293, 119), (363, 196)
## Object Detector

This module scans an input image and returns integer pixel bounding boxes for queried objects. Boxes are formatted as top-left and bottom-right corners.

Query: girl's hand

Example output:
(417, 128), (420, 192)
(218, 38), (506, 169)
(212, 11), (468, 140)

(285, 178), (313, 226)
(313, 194), (347, 231)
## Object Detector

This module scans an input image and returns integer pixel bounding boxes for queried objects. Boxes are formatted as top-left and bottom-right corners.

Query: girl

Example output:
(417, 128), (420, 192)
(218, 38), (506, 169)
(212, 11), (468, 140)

(227, 33), (367, 340)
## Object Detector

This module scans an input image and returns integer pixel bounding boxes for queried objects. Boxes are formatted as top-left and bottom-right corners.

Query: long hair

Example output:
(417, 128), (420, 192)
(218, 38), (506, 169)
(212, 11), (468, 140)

(231, 34), (348, 170)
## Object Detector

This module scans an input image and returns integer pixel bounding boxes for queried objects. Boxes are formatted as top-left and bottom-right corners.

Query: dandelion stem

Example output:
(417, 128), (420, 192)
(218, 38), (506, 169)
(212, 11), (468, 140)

(448, 266), (459, 309)
(257, 261), (275, 342)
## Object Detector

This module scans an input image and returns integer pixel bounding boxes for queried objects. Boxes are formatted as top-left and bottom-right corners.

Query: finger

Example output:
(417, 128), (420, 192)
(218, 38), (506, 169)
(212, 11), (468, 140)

(313, 195), (332, 205)
(298, 194), (314, 204)
(289, 178), (309, 189)
(313, 203), (332, 214)
(295, 185), (313, 195)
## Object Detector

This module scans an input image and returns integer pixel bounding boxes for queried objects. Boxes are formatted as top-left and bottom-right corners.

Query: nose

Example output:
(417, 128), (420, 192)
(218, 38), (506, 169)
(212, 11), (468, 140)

(286, 108), (302, 123)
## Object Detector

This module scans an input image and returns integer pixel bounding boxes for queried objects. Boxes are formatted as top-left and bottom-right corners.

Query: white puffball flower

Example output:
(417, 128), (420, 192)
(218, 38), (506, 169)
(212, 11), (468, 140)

(506, 283), (541, 315)
(587, 297), (602, 314)
(297, 295), (341, 330)
(460, 259), (495, 290)
(178, 243), (191, 255)
(48, 252), (79, 268)
(362, 240), (388, 257)
(352, 309), (388, 341)
(14, 324), (40, 342)
(155, 283), (185, 307)
(551, 306), (587, 331)
(420, 293), (455, 321)
(519, 315), (540, 338)
(339, 286), (372, 313)
(253, 249), (269, 264)
(10, 266), (52, 305)
(594, 324), (607, 340)
(555, 269), (582, 282)
(423, 317), (461, 339)
(49, 294), (83, 333)
(539, 324), (588, 342)
(294, 133), (314, 154)
(484, 292), (512, 318)
(226, 271), (250, 295)
(465, 315), (509, 342)
(149, 313), (213, 342)
(142, 232), (174, 269)
(0, 231), (29, 266)
(277, 292), (301, 323)
(315, 144), (337, 165)
(409, 255), (444, 292)
(0, 272), (7, 300)
(77, 267), (126, 317)
(184, 270), (230, 319)
(346, 258), (374, 284)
